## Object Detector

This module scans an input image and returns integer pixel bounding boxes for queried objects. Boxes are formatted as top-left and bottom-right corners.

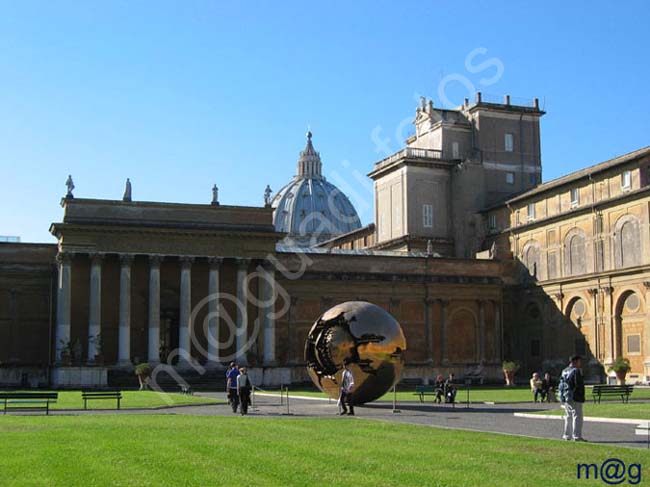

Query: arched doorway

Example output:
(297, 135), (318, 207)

(615, 291), (644, 376)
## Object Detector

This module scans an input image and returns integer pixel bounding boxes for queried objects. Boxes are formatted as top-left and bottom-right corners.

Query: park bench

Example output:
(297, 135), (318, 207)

(0, 392), (58, 415)
(591, 384), (634, 404)
(179, 384), (193, 395)
(413, 385), (437, 403)
(81, 389), (122, 410)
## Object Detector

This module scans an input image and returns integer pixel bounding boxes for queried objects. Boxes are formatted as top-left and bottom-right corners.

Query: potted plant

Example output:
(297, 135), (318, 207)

(502, 361), (519, 386)
(59, 340), (72, 366)
(608, 357), (631, 385)
(135, 363), (152, 390)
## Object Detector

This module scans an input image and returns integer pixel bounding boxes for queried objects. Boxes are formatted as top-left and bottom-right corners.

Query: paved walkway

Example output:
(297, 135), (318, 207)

(35, 392), (650, 450)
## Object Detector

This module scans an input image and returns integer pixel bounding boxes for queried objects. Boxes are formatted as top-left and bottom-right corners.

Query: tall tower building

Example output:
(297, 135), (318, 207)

(368, 93), (544, 257)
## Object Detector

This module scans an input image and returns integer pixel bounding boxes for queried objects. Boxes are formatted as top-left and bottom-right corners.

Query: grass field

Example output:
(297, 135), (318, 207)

(269, 385), (650, 404)
(0, 415), (646, 487)
(3, 391), (220, 410)
(533, 402), (650, 420)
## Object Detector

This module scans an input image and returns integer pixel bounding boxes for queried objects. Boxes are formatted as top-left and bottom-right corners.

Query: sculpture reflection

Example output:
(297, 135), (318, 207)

(304, 301), (407, 404)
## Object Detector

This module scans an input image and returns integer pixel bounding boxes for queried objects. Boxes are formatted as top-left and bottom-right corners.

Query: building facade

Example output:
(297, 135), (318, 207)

(1, 94), (649, 387)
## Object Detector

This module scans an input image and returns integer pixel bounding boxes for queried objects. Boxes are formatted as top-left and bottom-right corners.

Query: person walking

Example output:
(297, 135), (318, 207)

(338, 359), (355, 416)
(226, 362), (240, 413)
(530, 372), (543, 402)
(237, 367), (252, 415)
(559, 355), (586, 441)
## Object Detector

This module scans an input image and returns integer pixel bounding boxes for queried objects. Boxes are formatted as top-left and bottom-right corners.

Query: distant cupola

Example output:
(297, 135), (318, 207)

(271, 131), (362, 247)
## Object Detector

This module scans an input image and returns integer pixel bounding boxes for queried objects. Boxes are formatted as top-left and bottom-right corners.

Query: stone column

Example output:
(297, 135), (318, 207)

(207, 257), (223, 365)
(178, 256), (194, 366)
(588, 288), (599, 364)
(87, 253), (103, 363)
(147, 255), (162, 363)
(117, 254), (134, 366)
(440, 299), (449, 366)
(602, 286), (614, 365)
(424, 298), (434, 364)
(260, 261), (277, 365)
(55, 252), (73, 363)
(235, 258), (250, 365)
(493, 300), (503, 363)
(643, 282), (650, 381)
(287, 296), (299, 364)
(478, 300), (486, 365)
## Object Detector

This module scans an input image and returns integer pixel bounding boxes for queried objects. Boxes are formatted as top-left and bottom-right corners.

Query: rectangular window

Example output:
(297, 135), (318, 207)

(506, 172), (515, 185)
(621, 170), (631, 189)
(422, 204), (433, 228)
(504, 133), (514, 152)
(488, 214), (497, 230)
(570, 188), (579, 207)
(527, 203), (535, 221)
(627, 334), (641, 354)
(452, 142), (460, 159)
(528, 173), (537, 185)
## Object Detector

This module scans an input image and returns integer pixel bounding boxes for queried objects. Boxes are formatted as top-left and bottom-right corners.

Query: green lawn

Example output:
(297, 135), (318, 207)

(4, 391), (220, 410)
(0, 415), (646, 487)
(271, 385), (650, 404)
(533, 402), (650, 420)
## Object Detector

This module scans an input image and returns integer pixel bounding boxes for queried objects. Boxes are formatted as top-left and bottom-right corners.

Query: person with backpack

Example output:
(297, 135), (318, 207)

(226, 362), (240, 413)
(558, 355), (586, 441)
(237, 367), (252, 415)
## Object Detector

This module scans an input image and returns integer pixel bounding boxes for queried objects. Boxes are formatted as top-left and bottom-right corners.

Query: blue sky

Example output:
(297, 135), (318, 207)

(2, 1), (649, 242)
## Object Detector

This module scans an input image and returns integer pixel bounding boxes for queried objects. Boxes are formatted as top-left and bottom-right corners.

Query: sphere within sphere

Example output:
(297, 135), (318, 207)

(304, 301), (407, 404)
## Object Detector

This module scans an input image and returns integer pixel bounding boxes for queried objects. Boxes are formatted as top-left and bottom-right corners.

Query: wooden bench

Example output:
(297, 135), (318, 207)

(0, 392), (58, 415)
(81, 390), (122, 410)
(591, 384), (634, 404)
(413, 385), (437, 403)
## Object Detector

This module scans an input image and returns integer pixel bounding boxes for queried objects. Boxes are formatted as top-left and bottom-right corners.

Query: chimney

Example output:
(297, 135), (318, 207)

(476, 92), (482, 103)
(534, 97), (540, 110)
(504, 94), (510, 105)
(464, 98), (469, 107)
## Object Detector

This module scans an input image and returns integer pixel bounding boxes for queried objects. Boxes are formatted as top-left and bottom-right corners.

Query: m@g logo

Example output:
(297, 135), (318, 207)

(577, 458), (642, 485)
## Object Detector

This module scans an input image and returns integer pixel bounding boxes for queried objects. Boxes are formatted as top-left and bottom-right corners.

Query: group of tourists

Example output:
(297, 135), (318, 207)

(529, 371), (557, 403)
(225, 362), (252, 415)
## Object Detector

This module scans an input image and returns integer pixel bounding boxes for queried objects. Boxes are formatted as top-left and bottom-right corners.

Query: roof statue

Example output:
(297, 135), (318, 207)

(264, 185), (272, 207)
(271, 131), (362, 247)
(65, 175), (75, 199)
(123, 178), (132, 202)
(211, 184), (219, 206)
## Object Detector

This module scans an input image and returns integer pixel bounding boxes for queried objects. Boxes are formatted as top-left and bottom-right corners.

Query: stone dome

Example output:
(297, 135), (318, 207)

(271, 132), (362, 246)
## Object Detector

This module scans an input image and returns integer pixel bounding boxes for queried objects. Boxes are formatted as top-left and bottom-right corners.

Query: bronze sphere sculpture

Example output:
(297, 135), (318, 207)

(304, 301), (407, 404)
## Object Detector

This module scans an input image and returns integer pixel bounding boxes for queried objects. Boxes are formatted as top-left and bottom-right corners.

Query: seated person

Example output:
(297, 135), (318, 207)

(433, 375), (445, 404)
(530, 372), (543, 402)
(541, 372), (555, 402)
(444, 373), (456, 404)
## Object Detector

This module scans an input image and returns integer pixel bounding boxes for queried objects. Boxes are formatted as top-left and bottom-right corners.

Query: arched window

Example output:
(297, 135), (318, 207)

(620, 221), (640, 268)
(565, 231), (586, 276)
(521, 240), (541, 279)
